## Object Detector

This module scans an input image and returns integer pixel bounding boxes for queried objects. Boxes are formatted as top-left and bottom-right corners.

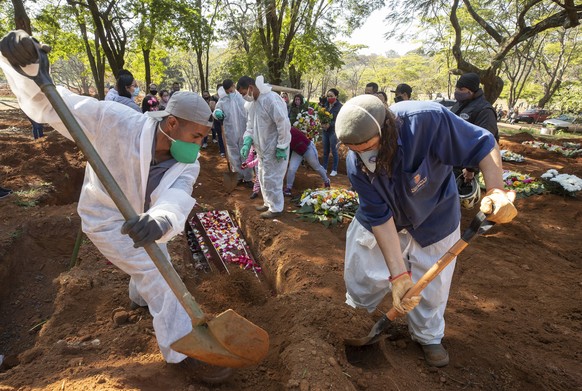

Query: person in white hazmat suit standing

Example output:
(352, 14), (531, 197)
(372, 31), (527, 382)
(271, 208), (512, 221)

(0, 30), (232, 384)
(214, 79), (252, 183)
(237, 75), (291, 219)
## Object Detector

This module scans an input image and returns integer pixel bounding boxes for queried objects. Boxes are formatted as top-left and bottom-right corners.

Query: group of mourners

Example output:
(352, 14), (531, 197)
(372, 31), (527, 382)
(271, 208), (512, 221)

(0, 29), (518, 385)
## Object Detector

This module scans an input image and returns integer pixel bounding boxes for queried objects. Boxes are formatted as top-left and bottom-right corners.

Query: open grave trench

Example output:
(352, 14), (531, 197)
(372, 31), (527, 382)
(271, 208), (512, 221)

(0, 131), (391, 389)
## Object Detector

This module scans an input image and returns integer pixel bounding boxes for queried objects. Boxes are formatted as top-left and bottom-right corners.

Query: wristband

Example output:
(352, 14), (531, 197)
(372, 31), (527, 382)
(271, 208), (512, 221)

(389, 271), (411, 282)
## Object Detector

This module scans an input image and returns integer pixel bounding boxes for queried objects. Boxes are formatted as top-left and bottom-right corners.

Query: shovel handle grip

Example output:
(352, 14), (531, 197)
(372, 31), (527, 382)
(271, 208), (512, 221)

(387, 212), (494, 321)
(26, 48), (206, 325)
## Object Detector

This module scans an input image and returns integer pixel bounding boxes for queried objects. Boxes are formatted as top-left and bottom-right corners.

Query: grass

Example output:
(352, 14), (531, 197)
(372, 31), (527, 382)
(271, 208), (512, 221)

(498, 123), (582, 140)
(13, 181), (54, 207)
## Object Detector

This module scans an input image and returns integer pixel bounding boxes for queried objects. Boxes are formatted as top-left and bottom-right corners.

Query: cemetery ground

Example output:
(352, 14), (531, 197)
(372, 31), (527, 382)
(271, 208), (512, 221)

(0, 108), (580, 391)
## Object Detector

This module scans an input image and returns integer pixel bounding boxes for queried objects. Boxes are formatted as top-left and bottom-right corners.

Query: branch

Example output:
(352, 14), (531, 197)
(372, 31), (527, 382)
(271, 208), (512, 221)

(494, 6), (582, 65)
(462, 0), (503, 44)
(517, 0), (543, 31)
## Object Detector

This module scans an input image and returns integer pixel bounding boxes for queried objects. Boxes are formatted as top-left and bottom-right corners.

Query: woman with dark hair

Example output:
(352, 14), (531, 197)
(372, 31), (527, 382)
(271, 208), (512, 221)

(335, 95), (517, 368)
(376, 91), (388, 106)
(321, 88), (342, 176)
(104, 69), (141, 112)
(158, 89), (170, 111)
(288, 93), (306, 125)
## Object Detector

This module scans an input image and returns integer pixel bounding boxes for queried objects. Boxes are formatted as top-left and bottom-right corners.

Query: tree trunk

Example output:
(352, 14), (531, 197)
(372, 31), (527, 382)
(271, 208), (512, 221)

(289, 65), (301, 89)
(267, 57), (283, 85)
(143, 48), (151, 87)
(11, 0), (31, 34)
(481, 70), (504, 104)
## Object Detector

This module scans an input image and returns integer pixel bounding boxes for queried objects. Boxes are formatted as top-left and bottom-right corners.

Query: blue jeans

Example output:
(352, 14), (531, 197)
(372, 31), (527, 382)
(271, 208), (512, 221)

(321, 129), (338, 172)
(30, 118), (44, 139)
(286, 142), (329, 189)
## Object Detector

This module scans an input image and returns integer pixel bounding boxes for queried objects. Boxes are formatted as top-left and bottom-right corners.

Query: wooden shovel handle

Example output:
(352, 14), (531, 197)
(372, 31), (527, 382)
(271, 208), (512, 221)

(387, 212), (494, 321)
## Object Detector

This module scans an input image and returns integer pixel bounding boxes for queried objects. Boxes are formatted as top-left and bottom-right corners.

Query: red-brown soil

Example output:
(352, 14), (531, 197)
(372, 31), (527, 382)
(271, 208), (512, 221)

(0, 108), (580, 391)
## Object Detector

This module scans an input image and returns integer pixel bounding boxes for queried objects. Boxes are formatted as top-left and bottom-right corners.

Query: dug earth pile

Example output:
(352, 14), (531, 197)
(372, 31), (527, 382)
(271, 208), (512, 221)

(0, 108), (580, 390)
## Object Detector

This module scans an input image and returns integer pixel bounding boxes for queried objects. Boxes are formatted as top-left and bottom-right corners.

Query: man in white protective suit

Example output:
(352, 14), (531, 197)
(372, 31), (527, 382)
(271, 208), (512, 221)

(238, 75), (291, 219)
(214, 79), (253, 183)
(0, 30), (232, 384)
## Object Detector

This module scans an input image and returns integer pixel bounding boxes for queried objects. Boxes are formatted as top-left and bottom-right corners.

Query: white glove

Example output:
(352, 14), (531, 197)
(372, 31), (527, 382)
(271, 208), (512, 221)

(480, 188), (517, 224)
(391, 273), (421, 315)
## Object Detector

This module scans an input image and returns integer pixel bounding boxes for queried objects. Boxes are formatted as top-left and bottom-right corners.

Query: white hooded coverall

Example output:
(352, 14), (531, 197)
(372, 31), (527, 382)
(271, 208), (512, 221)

(216, 88), (252, 181)
(244, 78), (291, 213)
(0, 57), (197, 363)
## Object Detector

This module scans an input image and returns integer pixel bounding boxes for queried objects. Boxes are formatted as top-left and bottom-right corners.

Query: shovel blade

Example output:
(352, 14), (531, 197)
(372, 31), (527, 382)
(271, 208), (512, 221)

(223, 172), (239, 194)
(171, 309), (269, 368)
(344, 314), (390, 346)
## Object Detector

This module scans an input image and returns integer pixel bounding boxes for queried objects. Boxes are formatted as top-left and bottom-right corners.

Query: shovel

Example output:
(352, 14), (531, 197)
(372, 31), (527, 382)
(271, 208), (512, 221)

(220, 124), (239, 193)
(9, 40), (268, 368)
(345, 211), (495, 346)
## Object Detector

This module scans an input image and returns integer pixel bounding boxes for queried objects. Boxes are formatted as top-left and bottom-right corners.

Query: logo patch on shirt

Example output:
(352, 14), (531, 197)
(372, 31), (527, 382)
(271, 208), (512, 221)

(460, 113), (470, 120)
(411, 175), (428, 193)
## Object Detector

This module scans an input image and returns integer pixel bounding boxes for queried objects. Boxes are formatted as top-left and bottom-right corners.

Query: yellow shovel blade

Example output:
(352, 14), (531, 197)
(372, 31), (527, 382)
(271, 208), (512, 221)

(171, 309), (269, 368)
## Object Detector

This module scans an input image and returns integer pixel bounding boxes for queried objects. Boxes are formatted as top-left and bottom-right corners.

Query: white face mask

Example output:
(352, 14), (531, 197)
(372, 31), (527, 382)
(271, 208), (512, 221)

(357, 150), (379, 172)
(243, 94), (254, 102)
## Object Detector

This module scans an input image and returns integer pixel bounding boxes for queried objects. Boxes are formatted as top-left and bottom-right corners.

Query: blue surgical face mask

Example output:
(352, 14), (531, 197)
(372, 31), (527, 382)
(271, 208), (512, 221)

(132, 87), (140, 97)
(158, 124), (200, 164)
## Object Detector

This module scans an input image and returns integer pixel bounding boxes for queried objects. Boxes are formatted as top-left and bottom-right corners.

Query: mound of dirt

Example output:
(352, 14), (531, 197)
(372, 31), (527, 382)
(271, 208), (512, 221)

(0, 109), (581, 390)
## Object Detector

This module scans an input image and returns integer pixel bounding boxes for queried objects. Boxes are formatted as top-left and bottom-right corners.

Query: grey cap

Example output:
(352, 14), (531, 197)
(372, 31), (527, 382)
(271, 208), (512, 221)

(335, 95), (386, 144)
(148, 91), (213, 127)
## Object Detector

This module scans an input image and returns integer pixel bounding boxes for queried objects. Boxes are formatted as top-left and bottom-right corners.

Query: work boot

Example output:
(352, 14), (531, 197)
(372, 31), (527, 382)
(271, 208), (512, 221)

(421, 343), (449, 367)
(177, 357), (233, 385)
(129, 301), (148, 311)
(255, 205), (269, 212)
(324, 179), (331, 188)
(260, 210), (283, 219)
(0, 188), (12, 199)
(283, 187), (292, 197)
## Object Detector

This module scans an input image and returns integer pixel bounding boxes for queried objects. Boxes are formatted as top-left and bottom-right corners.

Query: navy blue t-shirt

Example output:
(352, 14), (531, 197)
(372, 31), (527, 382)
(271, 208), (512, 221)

(348, 101), (495, 247)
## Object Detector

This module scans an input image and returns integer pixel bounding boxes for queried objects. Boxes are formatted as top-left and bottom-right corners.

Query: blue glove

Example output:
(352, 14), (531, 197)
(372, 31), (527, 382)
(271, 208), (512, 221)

(240, 136), (253, 159)
(121, 214), (171, 248)
(213, 108), (225, 120)
(276, 147), (288, 161)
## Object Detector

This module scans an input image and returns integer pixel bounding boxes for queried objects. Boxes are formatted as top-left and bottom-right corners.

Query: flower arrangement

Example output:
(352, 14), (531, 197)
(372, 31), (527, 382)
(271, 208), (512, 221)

(294, 188), (359, 226)
(293, 106), (321, 142)
(478, 170), (544, 198)
(522, 141), (582, 158)
(500, 149), (525, 162)
(191, 211), (261, 274)
(540, 169), (582, 197)
(316, 105), (333, 125)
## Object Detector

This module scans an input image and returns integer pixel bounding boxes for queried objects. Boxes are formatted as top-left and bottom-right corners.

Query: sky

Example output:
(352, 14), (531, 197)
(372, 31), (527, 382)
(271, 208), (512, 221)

(340, 6), (420, 56)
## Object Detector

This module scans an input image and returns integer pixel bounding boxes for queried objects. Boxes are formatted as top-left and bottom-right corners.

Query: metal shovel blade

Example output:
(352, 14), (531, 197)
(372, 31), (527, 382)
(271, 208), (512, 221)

(171, 309), (269, 368)
(223, 171), (239, 194)
(344, 314), (390, 346)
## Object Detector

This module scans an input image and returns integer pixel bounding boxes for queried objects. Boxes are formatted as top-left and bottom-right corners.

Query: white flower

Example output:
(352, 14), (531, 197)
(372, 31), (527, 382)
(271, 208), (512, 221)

(541, 169), (558, 179)
(330, 206), (339, 213)
(321, 203), (330, 210)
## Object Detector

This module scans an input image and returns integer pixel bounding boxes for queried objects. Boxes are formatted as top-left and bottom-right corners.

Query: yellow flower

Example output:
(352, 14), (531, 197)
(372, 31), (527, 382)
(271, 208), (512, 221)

(513, 181), (521, 186)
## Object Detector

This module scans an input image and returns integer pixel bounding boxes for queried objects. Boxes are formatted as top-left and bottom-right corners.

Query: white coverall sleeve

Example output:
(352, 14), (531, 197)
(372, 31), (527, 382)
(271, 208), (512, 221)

(243, 103), (255, 140)
(0, 54), (109, 143)
(272, 98), (291, 149)
(147, 163), (199, 243)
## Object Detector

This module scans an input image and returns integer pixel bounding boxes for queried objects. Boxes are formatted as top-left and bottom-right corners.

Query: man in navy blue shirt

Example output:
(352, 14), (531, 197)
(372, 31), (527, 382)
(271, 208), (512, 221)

(335, 95), (517, 367)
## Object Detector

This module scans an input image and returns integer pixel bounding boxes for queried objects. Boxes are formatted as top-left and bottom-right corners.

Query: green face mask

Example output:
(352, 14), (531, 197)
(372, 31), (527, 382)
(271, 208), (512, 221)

(158, 124), (200, 164)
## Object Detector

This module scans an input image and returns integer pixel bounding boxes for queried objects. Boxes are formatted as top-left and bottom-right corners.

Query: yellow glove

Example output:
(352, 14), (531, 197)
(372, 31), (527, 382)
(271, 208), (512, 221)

(390, 273), (421, 315)
(480, 188), (517, 224)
